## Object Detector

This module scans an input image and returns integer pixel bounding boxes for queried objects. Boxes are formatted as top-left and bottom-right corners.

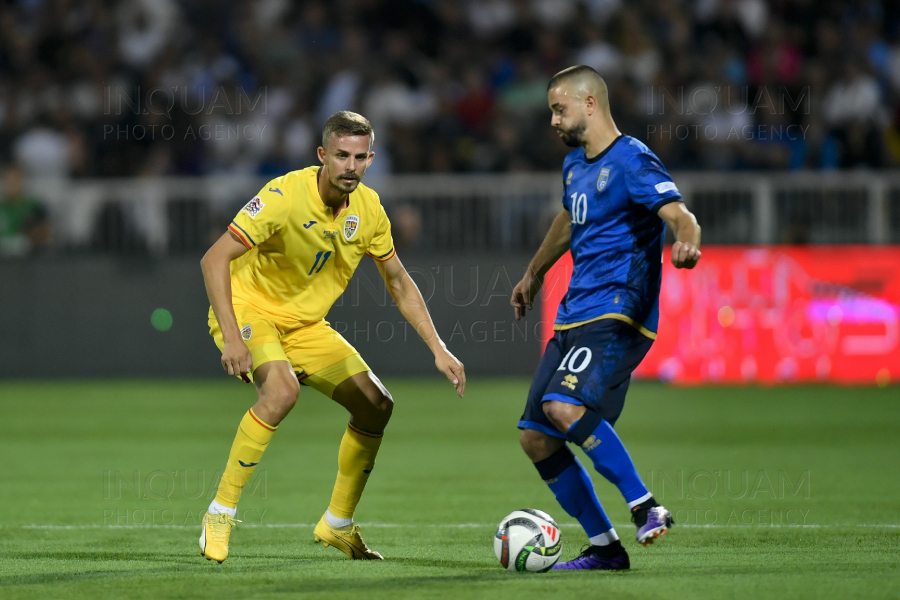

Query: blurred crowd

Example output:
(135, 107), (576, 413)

(0, 0), (899, 187)
(0, 165), (50, 256)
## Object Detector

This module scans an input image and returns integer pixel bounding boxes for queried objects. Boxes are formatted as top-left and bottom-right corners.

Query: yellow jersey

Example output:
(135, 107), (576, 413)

(225, 166), (395, 325)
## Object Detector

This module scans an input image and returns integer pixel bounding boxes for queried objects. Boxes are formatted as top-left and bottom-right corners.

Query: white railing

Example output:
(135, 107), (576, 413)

(23, 171), (900, 253)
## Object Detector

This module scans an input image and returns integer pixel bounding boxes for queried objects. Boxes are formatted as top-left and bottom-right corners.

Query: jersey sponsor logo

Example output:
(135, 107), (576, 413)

(238, 460), (259, 467)
(240, 324), (252, 340)
(241, 197), (265, 219)
(268, 187), (283, 196)
(343, 214), (360, 240)
(597, 168), (611, 192)
(303, 220), (317, 229)
(561, 374), (578, 390)
(655, 181), (678, 194)
(582, 435), (601, 451)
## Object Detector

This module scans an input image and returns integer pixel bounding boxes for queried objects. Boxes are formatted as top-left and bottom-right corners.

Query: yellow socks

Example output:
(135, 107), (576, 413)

(214, 413), (380, 521)
(327, 423), (384, 520)
(215, 408), (276, 508)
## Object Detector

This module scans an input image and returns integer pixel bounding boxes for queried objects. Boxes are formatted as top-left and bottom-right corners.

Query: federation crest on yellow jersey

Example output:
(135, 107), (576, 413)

(344, 215), (360, 240)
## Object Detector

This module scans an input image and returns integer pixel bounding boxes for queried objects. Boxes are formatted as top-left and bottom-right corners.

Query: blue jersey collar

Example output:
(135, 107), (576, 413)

(584, 134), (625, 164)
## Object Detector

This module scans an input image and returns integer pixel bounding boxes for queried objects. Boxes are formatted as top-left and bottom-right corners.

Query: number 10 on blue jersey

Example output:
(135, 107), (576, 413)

(570, 192), (587, 224)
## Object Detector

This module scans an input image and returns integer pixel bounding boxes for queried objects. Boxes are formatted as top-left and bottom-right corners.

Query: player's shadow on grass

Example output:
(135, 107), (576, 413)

(229, 554), (488, 570)
(0, 565), (183, 588)
(8, 550), (178, 563)
(383, 557), (493, 570)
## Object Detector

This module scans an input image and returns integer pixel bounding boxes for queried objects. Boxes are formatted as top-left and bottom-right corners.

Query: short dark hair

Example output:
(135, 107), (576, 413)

(321, 111), (374, 149)
(547, 65), (602, 91)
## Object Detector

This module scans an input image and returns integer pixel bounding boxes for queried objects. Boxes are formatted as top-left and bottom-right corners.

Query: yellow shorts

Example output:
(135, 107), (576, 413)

(209, 304), (370, 398)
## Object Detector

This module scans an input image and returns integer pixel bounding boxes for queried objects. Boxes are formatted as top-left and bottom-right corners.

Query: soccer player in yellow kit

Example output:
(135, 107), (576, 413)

(199, 111), (465, 563)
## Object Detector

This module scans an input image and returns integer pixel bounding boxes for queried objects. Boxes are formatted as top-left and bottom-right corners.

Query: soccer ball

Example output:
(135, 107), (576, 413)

(494, 509), (562, 572)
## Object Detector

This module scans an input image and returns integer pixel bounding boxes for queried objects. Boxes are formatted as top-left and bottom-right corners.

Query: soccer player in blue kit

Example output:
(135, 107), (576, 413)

(511, 65), (702, 571)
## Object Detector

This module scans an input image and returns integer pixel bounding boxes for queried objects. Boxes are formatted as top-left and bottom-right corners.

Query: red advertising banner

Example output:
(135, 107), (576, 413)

(541, 247), (900, 385)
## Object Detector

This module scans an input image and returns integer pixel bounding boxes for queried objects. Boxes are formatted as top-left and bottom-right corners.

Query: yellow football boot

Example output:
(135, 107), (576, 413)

(200, 512), (239, 563)
(313, 513), (383, 560)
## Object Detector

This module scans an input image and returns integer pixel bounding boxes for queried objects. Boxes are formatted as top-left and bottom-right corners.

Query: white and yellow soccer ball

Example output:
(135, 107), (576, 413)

(494, 509), (562, 572)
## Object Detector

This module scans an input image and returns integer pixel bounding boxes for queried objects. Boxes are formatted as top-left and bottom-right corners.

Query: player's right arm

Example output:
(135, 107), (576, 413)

(201, 232), (252, 380)
(511, 208), (572, 320)
(658, 202), (701, 269)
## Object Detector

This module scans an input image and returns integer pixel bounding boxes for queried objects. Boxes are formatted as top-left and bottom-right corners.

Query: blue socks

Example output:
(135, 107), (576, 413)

(533, 445), (613, 539)
(530, 409), (651, 544)
(566, 410), (649, 504)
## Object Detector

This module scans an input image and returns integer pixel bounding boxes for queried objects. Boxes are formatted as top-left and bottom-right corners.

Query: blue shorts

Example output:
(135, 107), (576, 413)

(518, 318), (654, 439)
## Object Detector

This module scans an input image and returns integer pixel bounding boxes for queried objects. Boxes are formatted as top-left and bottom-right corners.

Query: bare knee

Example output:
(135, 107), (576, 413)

(520, 429), (565, 463)
(336, 372), (394, 432)
(365, 387), (393, 429)
(258, 377), (299, 420)
(371, 384), (393, 413)
(542, 400), (585, 432)
(362, 372), (393, 423)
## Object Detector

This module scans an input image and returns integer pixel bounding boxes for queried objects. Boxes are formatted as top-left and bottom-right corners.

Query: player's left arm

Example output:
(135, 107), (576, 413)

(376, 253), (466, 398)
(658, 202), (701, 269)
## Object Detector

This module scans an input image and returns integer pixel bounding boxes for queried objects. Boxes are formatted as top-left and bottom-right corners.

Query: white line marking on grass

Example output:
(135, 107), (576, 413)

(12, 523), (900, 530)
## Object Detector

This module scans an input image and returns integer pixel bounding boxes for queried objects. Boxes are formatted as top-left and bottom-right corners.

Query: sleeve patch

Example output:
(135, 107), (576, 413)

(655, 181), (678, 194)
(241, 196), (265, 219)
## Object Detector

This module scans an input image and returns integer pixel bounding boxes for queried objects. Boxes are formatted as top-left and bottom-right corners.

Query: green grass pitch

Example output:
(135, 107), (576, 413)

(1, 379), (898, 599)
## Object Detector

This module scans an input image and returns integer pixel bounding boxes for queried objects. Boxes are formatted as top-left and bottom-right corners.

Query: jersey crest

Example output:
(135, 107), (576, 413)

(241, 197), (265, 219)
(597, 168), (610, 192)
(343, 215), (360, 240)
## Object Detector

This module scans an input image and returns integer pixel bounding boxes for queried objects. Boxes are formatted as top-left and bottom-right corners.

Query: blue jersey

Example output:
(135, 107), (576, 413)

(555, 135), (682, 338)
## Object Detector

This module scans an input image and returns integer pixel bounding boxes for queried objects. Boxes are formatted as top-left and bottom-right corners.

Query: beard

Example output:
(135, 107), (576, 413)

(557, 118), (587, 147)
(331, 173), (360, 192)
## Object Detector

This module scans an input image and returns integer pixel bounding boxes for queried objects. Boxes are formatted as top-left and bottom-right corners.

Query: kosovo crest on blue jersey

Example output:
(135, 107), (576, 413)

(343, 214), (360, 240)
(597, 168), (610, 192)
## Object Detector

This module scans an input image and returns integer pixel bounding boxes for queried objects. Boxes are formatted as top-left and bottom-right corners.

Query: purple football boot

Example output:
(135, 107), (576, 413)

(633, 503), (674, 546)
(552, 541), (630, 571)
